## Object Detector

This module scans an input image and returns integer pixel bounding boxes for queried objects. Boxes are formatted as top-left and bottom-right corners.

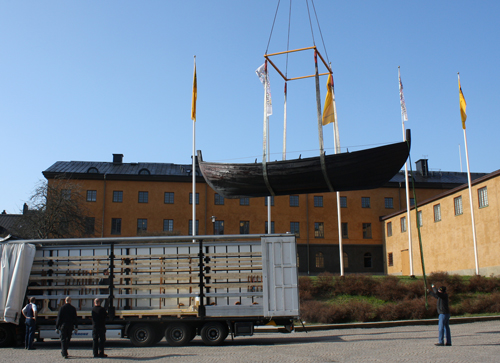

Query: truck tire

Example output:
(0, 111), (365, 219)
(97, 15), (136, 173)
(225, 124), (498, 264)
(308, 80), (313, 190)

(129, 324), (157, 347)
(165, 323), (194, 346)
(200, 322), (228, 346)
(0, 324), (14, 347)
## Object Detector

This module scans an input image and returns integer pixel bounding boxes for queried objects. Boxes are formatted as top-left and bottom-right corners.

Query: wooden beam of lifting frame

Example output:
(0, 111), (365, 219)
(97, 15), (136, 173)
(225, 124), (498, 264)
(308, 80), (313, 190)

(264, 46), (331, 82)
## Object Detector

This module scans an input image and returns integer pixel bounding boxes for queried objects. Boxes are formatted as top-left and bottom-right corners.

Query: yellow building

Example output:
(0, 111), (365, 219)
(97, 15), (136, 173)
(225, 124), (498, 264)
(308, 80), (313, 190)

(43, 155), (484, 275)
(383, 169), (500, 276)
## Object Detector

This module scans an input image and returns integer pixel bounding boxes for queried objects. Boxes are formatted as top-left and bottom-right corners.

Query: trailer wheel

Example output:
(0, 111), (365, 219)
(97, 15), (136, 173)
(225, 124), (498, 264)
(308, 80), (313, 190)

(165, 323), (194, 346)
(0, 325), (14, 347)
(129, 324), (157, 347)
(200, 322), (228, 346)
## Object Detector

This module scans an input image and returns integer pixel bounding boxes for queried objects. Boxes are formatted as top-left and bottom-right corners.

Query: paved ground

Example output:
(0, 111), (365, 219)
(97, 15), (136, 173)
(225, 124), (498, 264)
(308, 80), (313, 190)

(2, 320), (499, 362)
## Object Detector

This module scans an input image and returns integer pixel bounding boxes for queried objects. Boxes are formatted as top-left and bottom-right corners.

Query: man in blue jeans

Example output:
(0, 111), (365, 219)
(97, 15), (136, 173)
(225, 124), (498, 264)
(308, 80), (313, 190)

(22, 297), (38, 350)
(429, 284), (451, 346)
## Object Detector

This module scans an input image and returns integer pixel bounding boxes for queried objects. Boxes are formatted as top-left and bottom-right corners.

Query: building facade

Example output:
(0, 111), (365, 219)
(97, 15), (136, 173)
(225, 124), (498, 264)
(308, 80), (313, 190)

(383, 169), (500, 276)
(43, 155), (485, 275)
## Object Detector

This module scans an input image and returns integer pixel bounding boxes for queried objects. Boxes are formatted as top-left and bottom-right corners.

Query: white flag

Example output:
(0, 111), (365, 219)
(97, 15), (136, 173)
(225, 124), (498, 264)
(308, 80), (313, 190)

(256, 63), (272, 116)
(399, 68), (408, 122)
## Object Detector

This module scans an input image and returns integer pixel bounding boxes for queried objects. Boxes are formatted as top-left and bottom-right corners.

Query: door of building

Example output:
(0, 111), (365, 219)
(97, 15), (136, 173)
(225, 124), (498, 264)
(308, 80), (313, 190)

(401, 249), (410, 276)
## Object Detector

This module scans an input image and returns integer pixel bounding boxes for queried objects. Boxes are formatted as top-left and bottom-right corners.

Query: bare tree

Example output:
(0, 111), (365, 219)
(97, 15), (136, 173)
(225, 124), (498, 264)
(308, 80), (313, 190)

(16, 178), (100, 239)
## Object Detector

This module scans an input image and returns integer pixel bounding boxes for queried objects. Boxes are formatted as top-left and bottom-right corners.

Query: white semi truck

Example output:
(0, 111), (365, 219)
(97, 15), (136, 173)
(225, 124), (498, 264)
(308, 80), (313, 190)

(0, 234), (299, 347)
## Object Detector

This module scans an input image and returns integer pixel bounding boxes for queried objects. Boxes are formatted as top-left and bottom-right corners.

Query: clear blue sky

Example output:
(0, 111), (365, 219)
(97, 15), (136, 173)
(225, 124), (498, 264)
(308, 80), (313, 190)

(1, 1), (499, 213)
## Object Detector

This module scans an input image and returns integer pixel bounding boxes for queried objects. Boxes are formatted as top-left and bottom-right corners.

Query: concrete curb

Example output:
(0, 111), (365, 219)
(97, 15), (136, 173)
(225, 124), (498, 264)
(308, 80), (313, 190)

(256, 315), (500, 333)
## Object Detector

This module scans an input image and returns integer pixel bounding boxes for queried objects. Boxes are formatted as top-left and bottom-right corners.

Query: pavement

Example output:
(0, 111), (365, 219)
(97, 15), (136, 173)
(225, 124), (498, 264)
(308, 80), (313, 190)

(2, 319), (499, 362)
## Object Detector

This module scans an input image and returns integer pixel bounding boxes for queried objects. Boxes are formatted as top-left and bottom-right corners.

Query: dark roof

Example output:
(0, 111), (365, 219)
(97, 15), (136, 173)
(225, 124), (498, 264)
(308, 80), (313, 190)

(386, 170), (488, 189)
(43, 160), (204, 182)
(0, 214), (23, 237)
(381, 168), (500, 220)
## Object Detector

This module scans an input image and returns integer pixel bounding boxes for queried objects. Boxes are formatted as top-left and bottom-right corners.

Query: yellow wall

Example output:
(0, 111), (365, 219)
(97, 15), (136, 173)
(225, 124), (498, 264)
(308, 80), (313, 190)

(384, 172), (500, 276)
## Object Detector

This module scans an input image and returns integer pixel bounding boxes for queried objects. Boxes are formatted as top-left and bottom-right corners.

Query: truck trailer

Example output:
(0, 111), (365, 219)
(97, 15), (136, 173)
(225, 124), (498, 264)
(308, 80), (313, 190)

(0, 234), (299, 347)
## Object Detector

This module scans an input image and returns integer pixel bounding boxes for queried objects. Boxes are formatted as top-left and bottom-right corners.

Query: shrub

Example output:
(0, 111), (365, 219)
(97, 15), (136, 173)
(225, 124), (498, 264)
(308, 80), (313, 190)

(460, 292), (500, 314)
(334, 275), (377, 296)
(375, 298), (436, 321)
(468, 275), (500, 293)
(299, 276), (315, 301)
(348, 301), (376, 322)
(374, 275), (409, 301)
(315, 272), (335, 297)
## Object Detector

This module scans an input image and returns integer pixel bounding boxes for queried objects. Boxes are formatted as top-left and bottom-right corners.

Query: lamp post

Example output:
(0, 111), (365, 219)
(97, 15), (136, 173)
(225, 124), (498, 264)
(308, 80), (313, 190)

(211, 216), (216, 235)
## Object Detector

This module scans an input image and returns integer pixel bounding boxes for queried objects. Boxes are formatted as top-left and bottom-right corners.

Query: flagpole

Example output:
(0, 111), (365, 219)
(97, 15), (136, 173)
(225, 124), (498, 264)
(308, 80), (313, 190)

(458, 73), (479, 275)
(399, 67), (413, 276)
(330, 67), (344, 277)
(191, 56), (197, 241)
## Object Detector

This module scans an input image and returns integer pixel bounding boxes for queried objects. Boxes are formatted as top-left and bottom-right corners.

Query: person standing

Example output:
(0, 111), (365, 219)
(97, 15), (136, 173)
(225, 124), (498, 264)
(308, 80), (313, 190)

(56, 296), (78, 359)
(428, 284), (451, 346)
(22, 297), (38, 350)
(92, 298), (108, 358)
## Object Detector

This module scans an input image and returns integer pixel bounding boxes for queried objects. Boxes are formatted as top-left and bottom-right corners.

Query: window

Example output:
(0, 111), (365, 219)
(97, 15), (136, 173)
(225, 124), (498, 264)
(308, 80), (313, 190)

(163, 219), (173, 232)
(340, 196), (347, 208)
(384, 197), (393, 209)
(341, 222), (348, 238)
(214, 220), (224, 235)
(454, 196), (463, 216)
(215, 193), (224, 205)
(364, 253), (372, 268)
(61, 189), (71, 200)
(264, 196), (274, 206)
(240, 197), (250, 206)
(290, 195), (299, 207)
(290, 222), (300, 236)
(137, 219), (147, 234)
(314, 222), (324, 238)
(164, 192), (174, 204)
(86, 190), (97, 202)
(434, 204), (441, 222)
(111, 218), (122, 235)
(138, 168), (150, 175)
(363, 223), (372, 239)
(388, 252), (394, 267)
(478, 187), (488, 208)
(85, 217), (95, 235)
(113, 191), (123, 203)
(343, 252), (349, 268)
(417, 211), (423, 227)
(361, 197), (370, 208)
(400, 216), (407, 232)
(87, 167), (98, 173)
(314, 196), (323, 207)
(240, 221), (250, 234)
(265, 221), (275, 234)
(387, 222), (392, 237)
(189, 192), (199, 205)
(188, 220), (199, 235)
(138, 191), (148, 203)
(410, 198), (415, 206)
(315, 252), (324, 269)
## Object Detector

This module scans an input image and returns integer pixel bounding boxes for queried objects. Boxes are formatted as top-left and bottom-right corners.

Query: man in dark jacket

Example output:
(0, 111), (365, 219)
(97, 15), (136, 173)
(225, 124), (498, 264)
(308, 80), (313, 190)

(92, 298), (108, 358)
(22, 297), (38, 350)
(428, 284), (451, 346)
(56, 296), (78, 358)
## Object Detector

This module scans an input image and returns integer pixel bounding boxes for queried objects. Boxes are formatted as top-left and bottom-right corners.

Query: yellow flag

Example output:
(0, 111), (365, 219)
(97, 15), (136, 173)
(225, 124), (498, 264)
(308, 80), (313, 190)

(458, 76), (467, 129)
(322, 73), (335, 126)
(191, 60), (197, 122)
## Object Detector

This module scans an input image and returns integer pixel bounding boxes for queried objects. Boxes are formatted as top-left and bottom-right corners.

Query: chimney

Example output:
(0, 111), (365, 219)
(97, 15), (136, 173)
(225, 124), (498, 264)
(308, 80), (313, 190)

(416, 159), (428, 177)
(113, 154), (124, 164)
